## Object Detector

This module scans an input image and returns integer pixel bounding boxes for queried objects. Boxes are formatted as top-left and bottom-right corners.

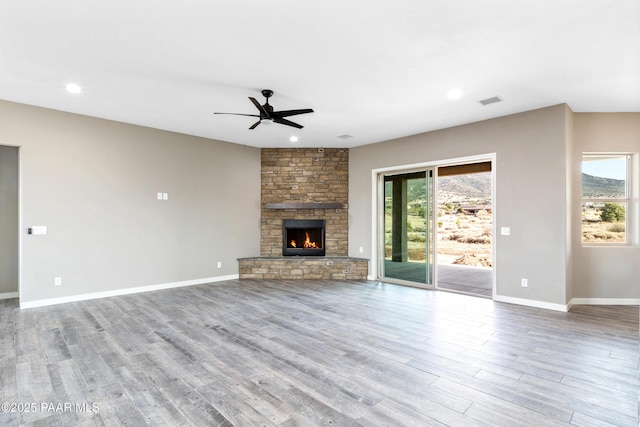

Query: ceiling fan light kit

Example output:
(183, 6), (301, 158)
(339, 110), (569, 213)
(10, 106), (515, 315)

(215, 89), (314, 130)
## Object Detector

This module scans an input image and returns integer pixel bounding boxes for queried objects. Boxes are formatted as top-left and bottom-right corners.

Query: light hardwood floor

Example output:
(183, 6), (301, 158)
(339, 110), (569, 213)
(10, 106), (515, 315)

(1, 280), (638, 426)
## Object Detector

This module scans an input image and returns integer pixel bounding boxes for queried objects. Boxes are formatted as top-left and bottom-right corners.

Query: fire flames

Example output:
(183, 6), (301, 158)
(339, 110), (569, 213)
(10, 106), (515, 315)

(290, 232), (319, 249)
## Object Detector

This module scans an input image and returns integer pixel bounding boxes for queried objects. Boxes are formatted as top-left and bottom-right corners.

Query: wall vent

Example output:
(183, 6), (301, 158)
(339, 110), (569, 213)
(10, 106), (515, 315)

(478, 96), (504, 106)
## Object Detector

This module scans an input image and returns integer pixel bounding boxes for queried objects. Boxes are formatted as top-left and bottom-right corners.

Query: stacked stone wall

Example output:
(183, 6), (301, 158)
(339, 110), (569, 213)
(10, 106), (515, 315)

(260, 148), (348, 257)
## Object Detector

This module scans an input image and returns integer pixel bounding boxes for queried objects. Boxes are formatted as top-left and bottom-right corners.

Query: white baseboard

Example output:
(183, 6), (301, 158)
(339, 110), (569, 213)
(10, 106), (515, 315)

(493, 295), (569, 312)
(0, 292), (19, 300)
(19, 275), (239, 309)
(569, 298), (640, 306)
(493, 295), (640, 312)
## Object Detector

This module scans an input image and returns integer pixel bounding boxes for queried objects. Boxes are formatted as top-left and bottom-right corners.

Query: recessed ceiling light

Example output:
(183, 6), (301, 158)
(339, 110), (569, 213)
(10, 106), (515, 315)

(447, 88), (463, 100)
(65, 83), (82, 94)
(289, 136), (299, 143)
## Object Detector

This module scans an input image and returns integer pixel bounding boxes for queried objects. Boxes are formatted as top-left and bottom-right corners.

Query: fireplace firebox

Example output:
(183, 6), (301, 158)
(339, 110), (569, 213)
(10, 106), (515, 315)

(282, 219), (325, 256)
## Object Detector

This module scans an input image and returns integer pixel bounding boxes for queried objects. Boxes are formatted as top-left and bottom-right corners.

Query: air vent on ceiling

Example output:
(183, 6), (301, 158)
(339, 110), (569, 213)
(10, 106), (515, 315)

(478, 96), (504, 106)
(337, 134), (353, 139)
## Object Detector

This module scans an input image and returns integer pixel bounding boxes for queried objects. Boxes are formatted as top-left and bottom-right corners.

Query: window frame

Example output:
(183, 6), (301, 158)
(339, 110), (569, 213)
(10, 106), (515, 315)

(581, 153), (631, 246)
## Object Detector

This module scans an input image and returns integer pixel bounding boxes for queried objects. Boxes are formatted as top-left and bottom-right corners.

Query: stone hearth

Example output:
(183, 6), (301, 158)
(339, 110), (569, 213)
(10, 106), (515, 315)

(238, 256), (368, 280)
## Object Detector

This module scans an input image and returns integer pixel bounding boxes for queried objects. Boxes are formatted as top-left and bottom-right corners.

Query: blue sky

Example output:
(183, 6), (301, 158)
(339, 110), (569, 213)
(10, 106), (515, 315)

(582, 157), (627, 180)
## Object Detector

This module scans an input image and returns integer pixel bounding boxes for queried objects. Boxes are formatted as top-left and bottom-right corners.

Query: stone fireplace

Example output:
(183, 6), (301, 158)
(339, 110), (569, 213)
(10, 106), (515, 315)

(259, 148), (348, 257)
(238, 148), (368, 280)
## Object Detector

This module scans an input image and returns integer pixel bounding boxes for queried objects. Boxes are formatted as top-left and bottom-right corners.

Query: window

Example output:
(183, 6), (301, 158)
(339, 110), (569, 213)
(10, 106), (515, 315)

(581, 154), (629, 244)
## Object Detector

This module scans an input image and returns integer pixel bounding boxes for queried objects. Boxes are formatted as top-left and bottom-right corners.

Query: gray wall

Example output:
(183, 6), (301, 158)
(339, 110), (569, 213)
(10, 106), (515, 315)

(0, 100), (261, 305)
(571, 113), (640, 299)
(0, 145), (19, 295)
(349, 105), (571, 306)
(3, 97), (636, 307)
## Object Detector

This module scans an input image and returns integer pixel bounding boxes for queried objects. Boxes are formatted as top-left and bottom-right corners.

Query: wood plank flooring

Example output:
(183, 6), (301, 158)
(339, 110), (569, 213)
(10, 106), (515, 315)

(0, 279), (637, 426)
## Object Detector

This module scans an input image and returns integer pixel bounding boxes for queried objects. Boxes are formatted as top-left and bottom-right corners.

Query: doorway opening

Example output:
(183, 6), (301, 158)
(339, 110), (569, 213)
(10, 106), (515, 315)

(0, 145), (19, 301)
(435, 162), (493, 297)
(376, 157), (494, 298)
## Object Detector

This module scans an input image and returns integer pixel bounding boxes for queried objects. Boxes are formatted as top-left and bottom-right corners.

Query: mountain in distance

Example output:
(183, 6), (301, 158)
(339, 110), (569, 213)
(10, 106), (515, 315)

(582, 173), (625, 198)
(438, 172), (624, 199)
(407, 172), (622, 204)
(438, 172), (491, 199)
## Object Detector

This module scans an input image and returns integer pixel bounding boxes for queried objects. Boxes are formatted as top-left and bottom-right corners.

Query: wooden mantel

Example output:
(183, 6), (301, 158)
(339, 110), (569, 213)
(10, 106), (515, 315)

(264, 202), (347, 209)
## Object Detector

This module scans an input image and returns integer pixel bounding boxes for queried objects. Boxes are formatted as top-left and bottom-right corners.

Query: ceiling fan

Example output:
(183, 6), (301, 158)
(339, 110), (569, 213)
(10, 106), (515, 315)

(215, 89), (314, 129)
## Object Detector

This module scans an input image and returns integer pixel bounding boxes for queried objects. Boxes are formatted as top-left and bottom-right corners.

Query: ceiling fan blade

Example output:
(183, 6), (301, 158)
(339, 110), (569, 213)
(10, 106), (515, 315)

(249, 97), (270, 117)
(217, 92), (311, 130)
(272, 108), (314, 118)
(214, 112), (260, 117)
(274, 117), (303, 129)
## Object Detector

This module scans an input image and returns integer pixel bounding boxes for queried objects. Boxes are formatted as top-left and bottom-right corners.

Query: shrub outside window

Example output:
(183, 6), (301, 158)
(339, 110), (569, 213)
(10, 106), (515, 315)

(581, 154), (629, 244)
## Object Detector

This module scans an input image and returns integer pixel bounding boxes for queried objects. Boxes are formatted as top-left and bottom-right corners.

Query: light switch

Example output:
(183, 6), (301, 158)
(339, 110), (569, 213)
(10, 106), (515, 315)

(500, 227), (511, 236)
(30, 226), (48, 235)
(163, 193), (169, 200)
(157, 192), (163, 200)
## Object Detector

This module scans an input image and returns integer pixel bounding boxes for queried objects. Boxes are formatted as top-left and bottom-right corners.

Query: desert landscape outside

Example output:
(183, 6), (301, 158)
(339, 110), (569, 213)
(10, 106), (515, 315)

(581, 155), (627, 243)
(384, 171), (493, 267)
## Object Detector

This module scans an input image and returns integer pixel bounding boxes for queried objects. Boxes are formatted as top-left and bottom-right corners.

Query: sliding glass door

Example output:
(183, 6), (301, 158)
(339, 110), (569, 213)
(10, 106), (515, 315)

(380, 169), (433, 285)
(377, 159), (495, 296)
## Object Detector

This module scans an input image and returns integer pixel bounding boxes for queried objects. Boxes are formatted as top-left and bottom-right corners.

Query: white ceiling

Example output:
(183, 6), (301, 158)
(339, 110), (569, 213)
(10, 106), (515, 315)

(1, 1), (638, 148)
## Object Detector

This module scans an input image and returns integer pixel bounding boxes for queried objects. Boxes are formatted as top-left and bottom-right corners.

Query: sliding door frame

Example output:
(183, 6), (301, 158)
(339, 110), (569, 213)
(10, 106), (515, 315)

(377, 167), (434, 288)
(371, 153), (497, 296)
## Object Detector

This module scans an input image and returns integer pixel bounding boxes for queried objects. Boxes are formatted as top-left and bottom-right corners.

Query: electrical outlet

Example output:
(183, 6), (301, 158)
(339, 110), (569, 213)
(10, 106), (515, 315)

(521, 278), (528, 287)
(54, 277), (62, 286)
(217, 261), (222, 268)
